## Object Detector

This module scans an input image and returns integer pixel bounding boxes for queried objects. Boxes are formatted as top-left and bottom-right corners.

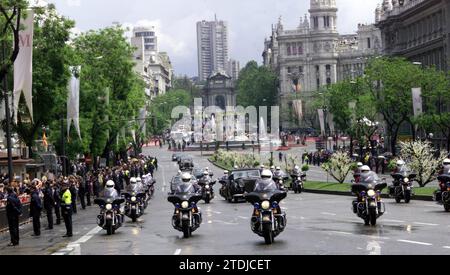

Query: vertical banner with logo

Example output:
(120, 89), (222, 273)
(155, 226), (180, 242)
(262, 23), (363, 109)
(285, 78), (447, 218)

(318, 109), (325, 136)
(328, 113), (335, 134)
(292, 100), (303, 122)
(67, 66), (81, 139)
(412, 88), (423, 133)
(13, 10), (34, 123)
(139, 108), (147, 136)
(412, 88), (423, 117)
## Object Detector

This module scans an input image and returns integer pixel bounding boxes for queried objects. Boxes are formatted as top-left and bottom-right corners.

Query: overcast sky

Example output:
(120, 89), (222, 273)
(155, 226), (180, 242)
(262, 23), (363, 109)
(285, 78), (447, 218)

(49, 0), (380, 77)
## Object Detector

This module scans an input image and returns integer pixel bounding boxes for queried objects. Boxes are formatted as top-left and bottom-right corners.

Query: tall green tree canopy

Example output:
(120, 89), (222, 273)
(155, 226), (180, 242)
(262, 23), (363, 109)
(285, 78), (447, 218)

(237, 61), (278, 109)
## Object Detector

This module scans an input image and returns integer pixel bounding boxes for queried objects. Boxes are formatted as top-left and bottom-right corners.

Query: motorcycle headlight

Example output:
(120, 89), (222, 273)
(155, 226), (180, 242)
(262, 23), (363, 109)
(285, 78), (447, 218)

(404, 178), (409, 183)
(105, 204), (112, 210)
(298, 177), (301, 180)
(205, 185), (210, 190)
(181, 201), (189, 209)
(131, 196), (137, 202)
(280, 180), (283, 184)
(367, 190), (376, 197)
(261, 200), (270, 210)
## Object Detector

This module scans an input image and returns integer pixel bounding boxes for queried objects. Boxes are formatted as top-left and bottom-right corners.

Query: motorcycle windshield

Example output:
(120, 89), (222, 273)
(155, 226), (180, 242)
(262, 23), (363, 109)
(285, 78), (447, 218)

(359, 172), (380, 185)
(126, 184), (143, 194)
(254, 180), (278, 192)
(175, 182), (196, 194)
(101, 189), (118, 201)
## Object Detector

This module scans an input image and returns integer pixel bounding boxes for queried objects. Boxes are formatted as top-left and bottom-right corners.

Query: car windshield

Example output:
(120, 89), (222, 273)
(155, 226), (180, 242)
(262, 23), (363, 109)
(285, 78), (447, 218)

(232, 170), (260, 179)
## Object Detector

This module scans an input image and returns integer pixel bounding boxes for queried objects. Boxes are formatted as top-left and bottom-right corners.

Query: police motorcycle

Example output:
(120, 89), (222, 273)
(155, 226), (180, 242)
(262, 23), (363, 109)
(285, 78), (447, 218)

(122, 177), (146, 222)
(290, 166), (306, 194)
(433, 159), (450, 211)
(351, 166), (387, 226)
(94, 180), (125, 235)
(198, 170), (216, 204)
(245, 169), (287, 245)
(167, 173), (203, 238)
(272, 167), (289, 191)
(388, 160), (416, 203)
(142, 174), (156, 203)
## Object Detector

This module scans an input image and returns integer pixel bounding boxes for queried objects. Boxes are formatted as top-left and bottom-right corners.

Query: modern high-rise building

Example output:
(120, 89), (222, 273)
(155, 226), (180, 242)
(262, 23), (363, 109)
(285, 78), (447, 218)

(197, 16), (229, 82)
(227, 59), (240, 82)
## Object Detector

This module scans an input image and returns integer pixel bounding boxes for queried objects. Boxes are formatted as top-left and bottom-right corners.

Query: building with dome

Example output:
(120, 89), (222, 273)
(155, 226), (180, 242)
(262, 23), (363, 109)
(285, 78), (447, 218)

(262, 0), (382, 129)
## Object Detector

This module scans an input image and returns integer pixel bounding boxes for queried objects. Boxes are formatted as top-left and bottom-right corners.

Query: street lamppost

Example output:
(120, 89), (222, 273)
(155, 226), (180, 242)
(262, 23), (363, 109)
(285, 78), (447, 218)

(2, 40), (13, 182)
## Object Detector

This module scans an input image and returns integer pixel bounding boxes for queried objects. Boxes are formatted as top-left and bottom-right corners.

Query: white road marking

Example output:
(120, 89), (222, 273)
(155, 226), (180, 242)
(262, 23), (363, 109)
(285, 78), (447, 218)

(174, 249), (182, 255)
(383, 219), (405, 223)
(397, 240), (433, 246)
(425, 204), (442, 208)
(328, 231), (353, 235)
(413, 222), (439, 226)
(52, 226), (102, 255)
(238, 216), (248, 220)
(443, 246), (450, 249)
(367, 241), (381, 255)
(321, 212), (337, 216)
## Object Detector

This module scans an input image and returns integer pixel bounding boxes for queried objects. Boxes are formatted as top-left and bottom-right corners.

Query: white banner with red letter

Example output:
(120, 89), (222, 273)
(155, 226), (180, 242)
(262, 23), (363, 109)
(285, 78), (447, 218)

(13, 10), (34, 123)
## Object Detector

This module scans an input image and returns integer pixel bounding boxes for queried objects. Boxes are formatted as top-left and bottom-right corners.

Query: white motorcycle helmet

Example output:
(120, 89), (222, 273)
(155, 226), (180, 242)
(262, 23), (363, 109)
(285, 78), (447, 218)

(106, 180), (115, 189)
(130, 177), (137, 184)
(357, 162), (363, 168)
(136, 177), (142, 183)
(203, 171), (209, 176)
(224, 170), (229, 175)
(261, 169), (273, 180)
(396, 160), (405, 167)
(361, 165), (371, 173)
(294, 166), (300, 170)
(443, 159), (450, 166)
(181, 173), (192, 183)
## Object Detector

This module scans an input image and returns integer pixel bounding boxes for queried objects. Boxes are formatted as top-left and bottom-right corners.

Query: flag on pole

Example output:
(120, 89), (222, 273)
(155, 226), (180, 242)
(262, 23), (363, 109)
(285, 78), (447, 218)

(13, 10), (34, 123)
(42, 132), (48, 149)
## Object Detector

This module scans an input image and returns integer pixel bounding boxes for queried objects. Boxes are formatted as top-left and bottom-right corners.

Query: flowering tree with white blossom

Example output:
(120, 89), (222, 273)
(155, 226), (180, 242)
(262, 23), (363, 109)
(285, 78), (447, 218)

(399, 141), (448, 187)
(322, 151), (354, 184)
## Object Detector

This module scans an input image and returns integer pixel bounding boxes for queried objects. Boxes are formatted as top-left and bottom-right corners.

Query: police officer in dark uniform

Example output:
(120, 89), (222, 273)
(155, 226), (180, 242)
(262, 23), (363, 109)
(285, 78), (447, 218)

(53, 180), (62, 225)
(5, 187), (22, 246)
(77, 175), (86, 210)
(42, 178), (55, 230)
(29, 183), (42, 236)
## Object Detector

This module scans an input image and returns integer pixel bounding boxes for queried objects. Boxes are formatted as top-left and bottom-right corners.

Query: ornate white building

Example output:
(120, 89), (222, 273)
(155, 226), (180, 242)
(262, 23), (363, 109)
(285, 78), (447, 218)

(263, 0), (383, 129)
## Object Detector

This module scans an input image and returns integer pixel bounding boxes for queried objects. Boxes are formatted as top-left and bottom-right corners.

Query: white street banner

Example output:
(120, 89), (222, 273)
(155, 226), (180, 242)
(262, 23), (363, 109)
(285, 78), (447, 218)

(328, 113), (335, 133)
(13, 10), (34, 123)
(292, 100), (303, 121)
(67, 66), (81, 139)
(412, 88), (423, 117)
(318, 109), (325, 136)
(139, 108), (146, 135)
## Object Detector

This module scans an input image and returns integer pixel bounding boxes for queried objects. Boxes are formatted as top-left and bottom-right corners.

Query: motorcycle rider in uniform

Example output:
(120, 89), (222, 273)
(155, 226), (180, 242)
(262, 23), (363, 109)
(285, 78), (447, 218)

(352, 165), (381, 213)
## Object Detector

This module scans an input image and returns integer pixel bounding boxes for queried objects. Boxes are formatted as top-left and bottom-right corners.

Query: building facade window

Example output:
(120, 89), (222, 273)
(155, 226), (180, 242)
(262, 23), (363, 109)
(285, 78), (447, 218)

(367, 38), (371, 49)
(287, 43), (291, 56)
(324, 16), (330, 28)
(313, 17), (319, 29)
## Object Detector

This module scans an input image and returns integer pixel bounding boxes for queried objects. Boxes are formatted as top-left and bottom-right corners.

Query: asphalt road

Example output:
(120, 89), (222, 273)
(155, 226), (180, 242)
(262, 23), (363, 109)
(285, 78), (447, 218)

(1, 146), (449, 255)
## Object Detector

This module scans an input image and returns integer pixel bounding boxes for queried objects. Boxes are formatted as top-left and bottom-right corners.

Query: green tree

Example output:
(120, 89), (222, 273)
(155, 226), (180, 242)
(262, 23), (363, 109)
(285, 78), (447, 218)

(417, 67), (450, 151)
(148, 89), (192, 135)
(237, 61), (278, 109)
(69, 26), (146, 166)
(364, 57), (422, 156)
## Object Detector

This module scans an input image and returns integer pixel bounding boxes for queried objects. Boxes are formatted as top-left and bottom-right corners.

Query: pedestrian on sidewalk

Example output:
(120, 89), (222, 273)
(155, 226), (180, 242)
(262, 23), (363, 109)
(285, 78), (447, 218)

(5, 187), (22, 246)
(53, 180), (62, 225)
(29, 182), (42, 236)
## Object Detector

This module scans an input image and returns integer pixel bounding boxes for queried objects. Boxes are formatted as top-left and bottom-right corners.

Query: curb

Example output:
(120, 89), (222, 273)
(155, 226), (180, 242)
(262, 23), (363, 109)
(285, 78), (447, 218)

(208, 159), (435, 202)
